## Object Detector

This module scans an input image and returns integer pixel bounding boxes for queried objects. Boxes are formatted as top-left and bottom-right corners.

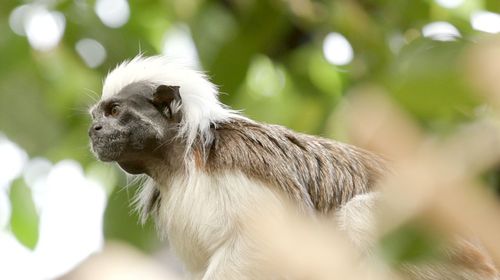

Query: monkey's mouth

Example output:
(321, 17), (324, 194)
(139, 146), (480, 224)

(90, 134), (127, 162)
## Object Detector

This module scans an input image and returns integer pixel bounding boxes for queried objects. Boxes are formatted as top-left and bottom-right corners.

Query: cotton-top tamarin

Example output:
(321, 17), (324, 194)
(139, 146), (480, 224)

(88, 56), (498, 279)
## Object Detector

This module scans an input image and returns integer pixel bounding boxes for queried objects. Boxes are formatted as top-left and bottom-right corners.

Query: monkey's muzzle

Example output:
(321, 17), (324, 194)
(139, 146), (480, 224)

(89, 124), (127, 162)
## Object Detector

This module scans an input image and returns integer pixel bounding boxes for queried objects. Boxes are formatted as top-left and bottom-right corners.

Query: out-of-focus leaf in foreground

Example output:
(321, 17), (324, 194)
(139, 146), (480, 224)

(9, 178), (40, 250)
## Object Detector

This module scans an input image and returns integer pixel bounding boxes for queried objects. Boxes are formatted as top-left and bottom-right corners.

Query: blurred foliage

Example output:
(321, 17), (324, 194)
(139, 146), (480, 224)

(9, 178), (40, 249)
(1, 0), (500, 270)
(104, 187), (161, 251)
(380, 221), (445, 265)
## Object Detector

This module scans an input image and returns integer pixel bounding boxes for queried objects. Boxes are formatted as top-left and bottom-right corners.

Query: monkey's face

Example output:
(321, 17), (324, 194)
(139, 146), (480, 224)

(89, 82), (181, 174)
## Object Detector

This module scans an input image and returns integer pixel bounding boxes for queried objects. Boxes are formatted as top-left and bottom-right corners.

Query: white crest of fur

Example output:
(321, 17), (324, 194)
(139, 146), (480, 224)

(101, 55), (241, 150)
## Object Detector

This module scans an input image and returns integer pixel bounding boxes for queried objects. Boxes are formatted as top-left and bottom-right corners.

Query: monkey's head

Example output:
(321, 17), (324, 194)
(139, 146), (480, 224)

(89, 55), (238, 174)
(89, 82), (182, 174)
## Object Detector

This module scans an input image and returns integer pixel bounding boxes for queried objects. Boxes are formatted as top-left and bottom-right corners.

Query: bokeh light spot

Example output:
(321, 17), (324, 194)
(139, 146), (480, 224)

(471, 11), (500, 34)
(34, 160), (107, 279)
(434, 0), (464, 9)
(76, 38), (107, 68)
(24, 6), (66, 51)
(162, 24), (200, 69)
(422, 21), (461, 41)
(0, 135), (28, 190)
(95, 0), (130, 28)
(247, 55), (285, 97)
(322, 33), (354, 66)
(9, 5), (30, 36)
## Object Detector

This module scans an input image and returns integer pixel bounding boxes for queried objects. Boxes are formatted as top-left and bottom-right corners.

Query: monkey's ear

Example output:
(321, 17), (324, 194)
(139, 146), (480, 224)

(153, 85), (181, 105)
(152, 85), (181, 118)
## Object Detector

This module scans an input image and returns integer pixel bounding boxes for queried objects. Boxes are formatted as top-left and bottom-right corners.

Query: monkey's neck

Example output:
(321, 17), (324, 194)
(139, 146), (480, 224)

(148, 141), (194, 180)
(116, 139), (188, 178)
(118, 160), (149, 175)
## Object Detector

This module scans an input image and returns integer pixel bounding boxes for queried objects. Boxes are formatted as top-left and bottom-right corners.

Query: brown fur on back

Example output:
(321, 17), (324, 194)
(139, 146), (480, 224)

(200, 118), (386, 214)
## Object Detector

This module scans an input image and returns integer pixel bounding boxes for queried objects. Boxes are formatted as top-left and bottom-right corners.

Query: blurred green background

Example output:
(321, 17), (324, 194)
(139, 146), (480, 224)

(1, 0), (500, 278)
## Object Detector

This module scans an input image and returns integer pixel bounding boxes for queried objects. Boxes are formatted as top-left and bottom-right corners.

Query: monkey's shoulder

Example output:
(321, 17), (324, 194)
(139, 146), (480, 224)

(210, 118), (379, 162)
(203, 118), (386, 210)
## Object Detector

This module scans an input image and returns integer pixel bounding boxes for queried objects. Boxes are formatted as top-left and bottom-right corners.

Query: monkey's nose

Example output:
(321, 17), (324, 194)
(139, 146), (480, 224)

(89, 124), (103, 137)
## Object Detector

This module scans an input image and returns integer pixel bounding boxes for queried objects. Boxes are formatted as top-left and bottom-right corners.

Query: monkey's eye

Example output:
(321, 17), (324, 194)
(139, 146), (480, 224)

(106, 103), (120, 117)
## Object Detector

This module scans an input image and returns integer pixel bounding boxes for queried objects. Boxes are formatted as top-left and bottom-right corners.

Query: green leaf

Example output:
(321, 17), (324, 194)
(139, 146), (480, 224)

(9, 178), (40, 250)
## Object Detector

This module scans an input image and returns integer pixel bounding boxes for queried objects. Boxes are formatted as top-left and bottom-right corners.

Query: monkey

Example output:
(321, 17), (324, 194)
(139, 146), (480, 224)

(88, 55), (498, 279)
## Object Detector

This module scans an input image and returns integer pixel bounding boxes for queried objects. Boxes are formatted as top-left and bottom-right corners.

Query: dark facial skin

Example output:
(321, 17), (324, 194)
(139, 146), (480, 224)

(89, 82), (181, 175)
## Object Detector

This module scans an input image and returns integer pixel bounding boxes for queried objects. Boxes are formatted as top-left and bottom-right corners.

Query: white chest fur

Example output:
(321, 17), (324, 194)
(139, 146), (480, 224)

(156, 171), (283, 275)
